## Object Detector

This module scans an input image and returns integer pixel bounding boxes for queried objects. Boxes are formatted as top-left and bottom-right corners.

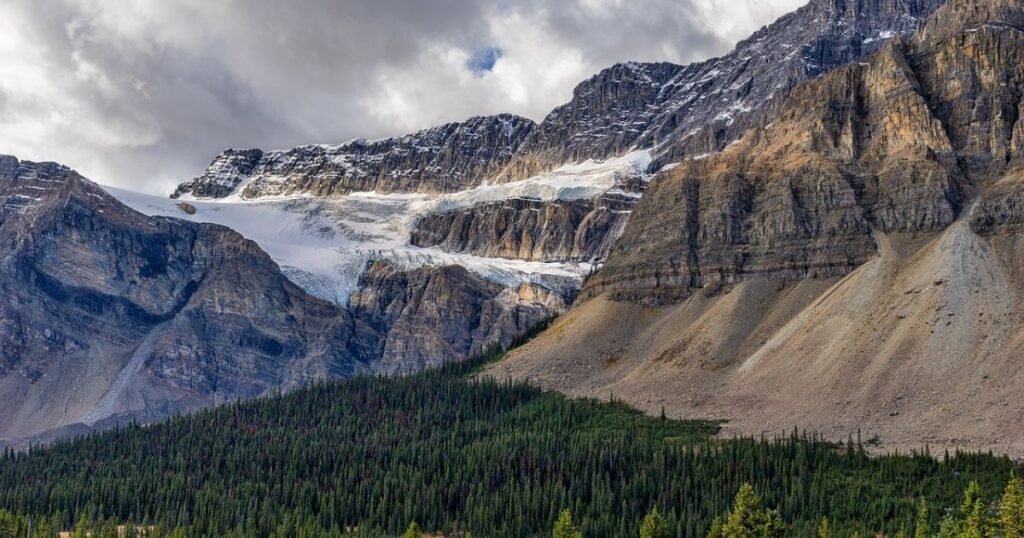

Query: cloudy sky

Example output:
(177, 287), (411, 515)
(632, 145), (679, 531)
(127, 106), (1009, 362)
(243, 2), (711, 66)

(0, 0), (805, 194)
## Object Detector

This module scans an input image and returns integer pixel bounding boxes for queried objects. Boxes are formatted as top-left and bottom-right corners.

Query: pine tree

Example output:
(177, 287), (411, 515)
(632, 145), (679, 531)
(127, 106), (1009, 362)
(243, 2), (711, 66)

(708, 517), (725, 538)
(402, 521), (422, 538)
(725, 483), (764, 536)
(0, 510), (15, 538)
(553, 509), (583, 538)
(935, 516), (957, 538)
(718, 483), (786, 538)
(915, 498), (929, 538)
(817, 517), (830, 538)
(1000, 474), (1024, 538)
(961, 482), (983, 519)
(964, 500), (988, 538)
(639, 507), (669, 538)
(71, 514), (92, 538)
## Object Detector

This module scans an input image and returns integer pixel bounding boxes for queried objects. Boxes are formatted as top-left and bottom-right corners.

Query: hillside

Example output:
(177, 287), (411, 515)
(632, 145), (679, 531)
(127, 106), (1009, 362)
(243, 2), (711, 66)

(488, 0), (1024, 456)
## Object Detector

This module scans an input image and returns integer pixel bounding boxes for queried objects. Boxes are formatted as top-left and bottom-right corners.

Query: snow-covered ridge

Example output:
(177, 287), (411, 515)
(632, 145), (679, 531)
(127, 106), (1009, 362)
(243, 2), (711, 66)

(113, 150), (650, 305)
(173, 114), (537, 200)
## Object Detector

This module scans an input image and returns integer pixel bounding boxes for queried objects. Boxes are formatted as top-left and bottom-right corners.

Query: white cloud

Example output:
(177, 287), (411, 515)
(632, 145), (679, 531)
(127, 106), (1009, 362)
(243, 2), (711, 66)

(0, 0), (808, 194)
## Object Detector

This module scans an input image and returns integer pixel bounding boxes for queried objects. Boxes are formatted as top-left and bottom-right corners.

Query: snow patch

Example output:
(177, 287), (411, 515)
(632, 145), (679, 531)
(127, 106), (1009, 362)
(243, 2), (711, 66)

(106, 150), (650, 306)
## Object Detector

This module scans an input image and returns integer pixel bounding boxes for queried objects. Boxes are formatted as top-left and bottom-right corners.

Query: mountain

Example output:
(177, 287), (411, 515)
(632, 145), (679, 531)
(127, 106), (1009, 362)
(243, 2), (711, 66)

(0, 156), (374, 443)
(0, 0), (992, 447)
(489, 0), (1024, 456)
(164, 0), (946, 285)
(121, 0), (950, 389)
(502, 0), (948, 179)
(0, 156), (566, 445)
(181, 0), (945, 204)
(171, 114), (537, 199)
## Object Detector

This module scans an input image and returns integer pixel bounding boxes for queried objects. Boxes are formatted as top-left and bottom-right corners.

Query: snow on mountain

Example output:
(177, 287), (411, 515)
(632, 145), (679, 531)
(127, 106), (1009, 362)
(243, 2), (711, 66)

(109, 150), (650, 304)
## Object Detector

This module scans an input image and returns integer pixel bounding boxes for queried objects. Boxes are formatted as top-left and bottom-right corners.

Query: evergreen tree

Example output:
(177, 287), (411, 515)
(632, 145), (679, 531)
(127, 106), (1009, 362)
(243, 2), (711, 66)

(708, 517), (725, 538)
(817, 517), (830, 538)
(639, 507), (669, 538)
(719, 484), (786, 538)
(935, 516), (957, 538)
(71, 514), (92, 538)
(0, 510), (15, 538)
(961, 482), (983, 520)
(1001, 474), (1024, 538)
(914, 499), (929, 538)
(553, 510), (583, 538)
(402, 521), (422, 538)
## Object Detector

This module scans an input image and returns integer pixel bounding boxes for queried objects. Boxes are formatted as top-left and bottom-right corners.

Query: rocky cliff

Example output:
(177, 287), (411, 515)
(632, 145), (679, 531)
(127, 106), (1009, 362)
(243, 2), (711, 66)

(349, 261), (570, 373)
(588, 0), (1024, 303)
(0, 156), (372, 442)
(409, 195), (634, 263)
(172, 114), (535, 199)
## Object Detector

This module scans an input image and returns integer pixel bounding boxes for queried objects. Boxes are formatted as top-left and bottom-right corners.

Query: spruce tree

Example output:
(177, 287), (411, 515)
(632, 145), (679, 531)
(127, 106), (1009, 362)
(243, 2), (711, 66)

(817, 517), (830, 538)
(719, 483), (786, 538)
(402, 521), (423, 538)
(0, 510), (15, 538)
(553, 510), (583, 538)
(725, 483), (764, 535)
(935, 516), (957, 538)
(1000, 474), (1024, 538)
(639, 507), (669, 538)
(914, 499), (929, 538)
(708, 517), (724, 538)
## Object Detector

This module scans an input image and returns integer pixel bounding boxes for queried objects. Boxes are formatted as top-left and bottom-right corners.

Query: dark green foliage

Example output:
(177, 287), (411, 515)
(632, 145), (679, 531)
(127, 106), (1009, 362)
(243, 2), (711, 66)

(0, 350), (1018, 537)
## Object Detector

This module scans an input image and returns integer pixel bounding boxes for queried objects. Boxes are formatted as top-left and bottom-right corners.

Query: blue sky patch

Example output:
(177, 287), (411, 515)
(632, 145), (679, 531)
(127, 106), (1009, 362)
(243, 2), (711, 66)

(466, 47), (503, 77)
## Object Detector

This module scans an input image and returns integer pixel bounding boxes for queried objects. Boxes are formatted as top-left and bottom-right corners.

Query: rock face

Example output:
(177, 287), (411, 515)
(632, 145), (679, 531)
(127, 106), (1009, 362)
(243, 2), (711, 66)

(490, 0), (1024, 457)
(589, 0), (1024, 303)
(409, 195), (634, 262)
(173, 114), (535, 199)
(0, 156), (571, 444)
(499, 0), (947, 180)
(348, 261), (570, 373)
(0, 156), (373, 442)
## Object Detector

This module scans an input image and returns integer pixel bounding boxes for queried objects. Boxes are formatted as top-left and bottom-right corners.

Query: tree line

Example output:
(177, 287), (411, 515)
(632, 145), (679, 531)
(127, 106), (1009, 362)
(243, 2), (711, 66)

(0, 350), (1018, 537)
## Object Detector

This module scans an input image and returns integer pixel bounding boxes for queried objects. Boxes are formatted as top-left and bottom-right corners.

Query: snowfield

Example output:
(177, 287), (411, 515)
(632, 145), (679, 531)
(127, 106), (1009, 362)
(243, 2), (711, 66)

(106, 151), (650, 305)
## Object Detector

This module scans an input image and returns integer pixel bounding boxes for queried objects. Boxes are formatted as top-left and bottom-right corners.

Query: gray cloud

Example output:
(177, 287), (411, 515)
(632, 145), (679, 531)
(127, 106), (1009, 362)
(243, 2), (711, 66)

(0, 0), (805, 194)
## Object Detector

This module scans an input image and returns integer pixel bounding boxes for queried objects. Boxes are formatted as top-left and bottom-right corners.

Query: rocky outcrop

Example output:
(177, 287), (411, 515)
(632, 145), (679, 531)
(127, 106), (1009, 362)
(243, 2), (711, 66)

(0, 156), (374, 442)
(171, 149), (264, 199)
(588, 0), (1024, 304)
(348, 261), (570, 373)
(499, 0), (947, 181)
(409, 195), (634, 263)
(173, 114), (536, 199)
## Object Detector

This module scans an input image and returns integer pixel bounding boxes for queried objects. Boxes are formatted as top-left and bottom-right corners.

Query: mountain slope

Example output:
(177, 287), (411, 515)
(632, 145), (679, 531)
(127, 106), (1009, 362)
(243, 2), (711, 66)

(0, 156), (374, 443)
(0, 155), (571, 444)
(489, 0), (1024, 456)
